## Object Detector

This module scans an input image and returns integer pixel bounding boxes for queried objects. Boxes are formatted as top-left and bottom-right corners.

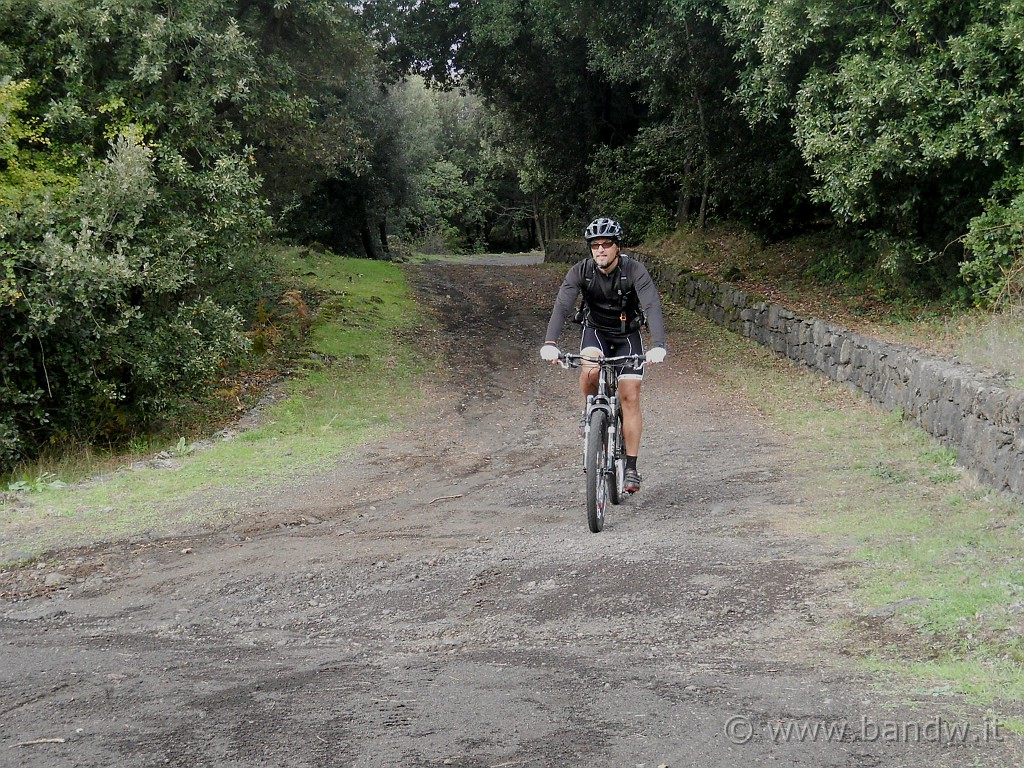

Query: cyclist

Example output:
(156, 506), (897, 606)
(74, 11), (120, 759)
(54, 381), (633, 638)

(540, 217), (667, 493)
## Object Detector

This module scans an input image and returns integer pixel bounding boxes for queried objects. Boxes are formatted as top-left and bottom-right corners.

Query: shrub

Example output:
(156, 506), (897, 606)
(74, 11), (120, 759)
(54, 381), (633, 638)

(960, 164), (1024, 308)
(0, 136), (264, 471)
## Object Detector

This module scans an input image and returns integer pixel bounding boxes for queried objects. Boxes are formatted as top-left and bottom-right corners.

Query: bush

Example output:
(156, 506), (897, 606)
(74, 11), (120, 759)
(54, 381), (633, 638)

(0, 136), (265, 472)
(960, 165), (1024, 307)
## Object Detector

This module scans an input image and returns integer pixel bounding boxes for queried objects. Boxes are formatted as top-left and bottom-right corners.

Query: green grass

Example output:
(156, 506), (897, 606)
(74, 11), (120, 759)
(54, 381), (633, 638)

(0, 246), (434, 564)
(683, 305), (1024, 720)
(949, 311), (1024, 387)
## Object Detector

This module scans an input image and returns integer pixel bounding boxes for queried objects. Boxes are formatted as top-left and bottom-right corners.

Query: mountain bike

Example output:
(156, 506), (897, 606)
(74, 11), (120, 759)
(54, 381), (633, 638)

(559, 353), (646, 533)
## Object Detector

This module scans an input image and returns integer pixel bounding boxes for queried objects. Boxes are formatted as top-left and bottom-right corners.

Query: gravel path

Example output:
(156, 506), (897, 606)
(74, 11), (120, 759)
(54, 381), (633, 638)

(0, 259), (1017, 767)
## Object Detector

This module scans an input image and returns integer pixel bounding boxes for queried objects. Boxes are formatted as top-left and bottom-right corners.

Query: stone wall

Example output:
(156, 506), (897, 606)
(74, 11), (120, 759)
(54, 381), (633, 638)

(544, 240), (1024, 496)
(544, 239), (589, 265)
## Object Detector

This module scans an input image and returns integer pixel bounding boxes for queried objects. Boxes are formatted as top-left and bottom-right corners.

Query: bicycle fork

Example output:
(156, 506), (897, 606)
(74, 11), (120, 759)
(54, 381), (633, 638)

(581, 394), (595, 470)
(582, 394), (618, 473)
(606, 397), (618, 467)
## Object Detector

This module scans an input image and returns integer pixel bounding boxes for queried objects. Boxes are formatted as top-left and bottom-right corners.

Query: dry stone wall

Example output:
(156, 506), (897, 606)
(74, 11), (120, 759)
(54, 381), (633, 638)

(545, 240), (1024, 497)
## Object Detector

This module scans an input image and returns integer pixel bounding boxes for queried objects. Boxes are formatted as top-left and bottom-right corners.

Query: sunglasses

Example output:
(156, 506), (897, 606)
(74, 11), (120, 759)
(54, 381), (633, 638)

(589, 241), (618, 251)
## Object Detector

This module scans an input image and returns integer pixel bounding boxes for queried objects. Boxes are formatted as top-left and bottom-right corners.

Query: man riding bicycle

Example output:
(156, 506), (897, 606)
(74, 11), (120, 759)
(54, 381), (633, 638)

(540, 217), (668, 493)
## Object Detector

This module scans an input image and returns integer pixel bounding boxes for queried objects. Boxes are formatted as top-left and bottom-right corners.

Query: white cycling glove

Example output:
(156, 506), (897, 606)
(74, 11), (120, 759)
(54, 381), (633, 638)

(540, 344), (560, 362)
(646, 346), (667, 364)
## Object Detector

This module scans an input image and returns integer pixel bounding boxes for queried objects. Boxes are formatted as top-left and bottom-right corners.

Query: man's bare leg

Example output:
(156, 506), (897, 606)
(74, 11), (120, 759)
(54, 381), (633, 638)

(578, 347), (602, 398)
(618, 378), (642, 457)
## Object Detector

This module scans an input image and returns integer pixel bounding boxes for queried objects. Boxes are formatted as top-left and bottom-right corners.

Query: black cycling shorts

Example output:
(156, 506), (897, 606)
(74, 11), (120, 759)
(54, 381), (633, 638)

(580, 326), (646, 380)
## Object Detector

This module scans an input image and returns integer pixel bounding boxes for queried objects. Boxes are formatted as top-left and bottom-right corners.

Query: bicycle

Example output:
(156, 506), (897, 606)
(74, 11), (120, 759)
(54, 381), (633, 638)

(558, 353), (646, 533)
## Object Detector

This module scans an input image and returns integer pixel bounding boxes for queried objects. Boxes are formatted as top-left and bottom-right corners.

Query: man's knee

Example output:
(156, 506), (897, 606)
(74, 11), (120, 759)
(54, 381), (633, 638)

(619, 380), (642, 406)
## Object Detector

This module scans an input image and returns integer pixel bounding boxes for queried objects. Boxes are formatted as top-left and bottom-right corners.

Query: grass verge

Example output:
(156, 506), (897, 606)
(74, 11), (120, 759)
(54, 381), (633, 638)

(0, 246), (434, 565)
(680, 303), (1024, 728)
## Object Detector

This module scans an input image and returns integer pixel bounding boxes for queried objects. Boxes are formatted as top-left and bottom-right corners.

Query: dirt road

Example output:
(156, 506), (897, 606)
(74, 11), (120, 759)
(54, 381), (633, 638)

(0, 259), (1017, 767)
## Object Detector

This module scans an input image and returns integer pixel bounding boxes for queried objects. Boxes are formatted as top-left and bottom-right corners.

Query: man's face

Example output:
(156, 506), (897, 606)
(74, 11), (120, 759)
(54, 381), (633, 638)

(589, 239), (619, 272)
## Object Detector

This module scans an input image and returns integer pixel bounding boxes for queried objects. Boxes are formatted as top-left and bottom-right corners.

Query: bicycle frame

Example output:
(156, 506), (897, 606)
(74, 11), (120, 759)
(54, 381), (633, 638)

(560, 352), (645, 435)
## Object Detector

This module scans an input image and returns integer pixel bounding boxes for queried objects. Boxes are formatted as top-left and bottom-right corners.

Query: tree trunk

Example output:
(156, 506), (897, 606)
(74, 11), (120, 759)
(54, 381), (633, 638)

(683, 18), (713, 231)
(357, 194), (381, 259)
(698, 179), (709, 229)
(532, 195), (547, 252)
(676, 159), (693, 227)
(378, 216), (391, 260)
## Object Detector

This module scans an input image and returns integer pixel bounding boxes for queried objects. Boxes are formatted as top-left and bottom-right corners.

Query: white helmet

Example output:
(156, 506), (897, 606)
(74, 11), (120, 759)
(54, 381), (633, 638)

(584, 217), (623, 242)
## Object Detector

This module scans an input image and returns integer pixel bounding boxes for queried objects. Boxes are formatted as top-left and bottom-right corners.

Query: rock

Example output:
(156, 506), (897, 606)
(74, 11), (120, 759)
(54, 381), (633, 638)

(44, 572), (69, 588)
(5, 601), (68, 621)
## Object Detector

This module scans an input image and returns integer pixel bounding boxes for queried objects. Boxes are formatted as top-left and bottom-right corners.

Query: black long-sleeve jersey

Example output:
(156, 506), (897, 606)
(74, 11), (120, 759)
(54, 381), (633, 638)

(544, 254), (666, 348)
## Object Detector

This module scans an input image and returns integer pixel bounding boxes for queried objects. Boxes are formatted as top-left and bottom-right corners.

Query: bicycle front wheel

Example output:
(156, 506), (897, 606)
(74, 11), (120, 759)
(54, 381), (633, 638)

(585, 409), (609, 533)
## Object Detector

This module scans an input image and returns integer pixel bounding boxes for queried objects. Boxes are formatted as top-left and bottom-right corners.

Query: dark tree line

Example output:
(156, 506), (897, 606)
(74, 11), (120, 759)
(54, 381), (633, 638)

(4, 0), (1024, 470)
(365, 0), (1024, 304)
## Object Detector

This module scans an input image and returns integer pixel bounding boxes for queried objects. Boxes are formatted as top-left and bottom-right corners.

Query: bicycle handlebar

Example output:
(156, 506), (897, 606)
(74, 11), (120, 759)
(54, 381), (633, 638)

(558, 353), (646, 370)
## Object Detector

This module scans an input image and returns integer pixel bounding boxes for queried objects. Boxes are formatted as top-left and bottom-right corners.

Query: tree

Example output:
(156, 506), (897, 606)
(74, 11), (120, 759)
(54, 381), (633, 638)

(725, 0), (1024, 296)
(387, 82), (535, 252)
(580, 0), (815, 239)
(362, 0), (648, 233)
(232, 0), (381, 221)
(0, 0), (275, 468)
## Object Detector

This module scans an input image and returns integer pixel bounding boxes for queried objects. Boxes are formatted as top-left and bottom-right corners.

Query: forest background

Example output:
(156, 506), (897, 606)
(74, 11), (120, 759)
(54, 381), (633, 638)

(3, 0), (1024, 474)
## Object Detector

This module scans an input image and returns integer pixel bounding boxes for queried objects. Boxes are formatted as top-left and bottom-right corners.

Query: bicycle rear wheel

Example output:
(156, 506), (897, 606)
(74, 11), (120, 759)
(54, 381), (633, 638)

(585, 410), (609, 532)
